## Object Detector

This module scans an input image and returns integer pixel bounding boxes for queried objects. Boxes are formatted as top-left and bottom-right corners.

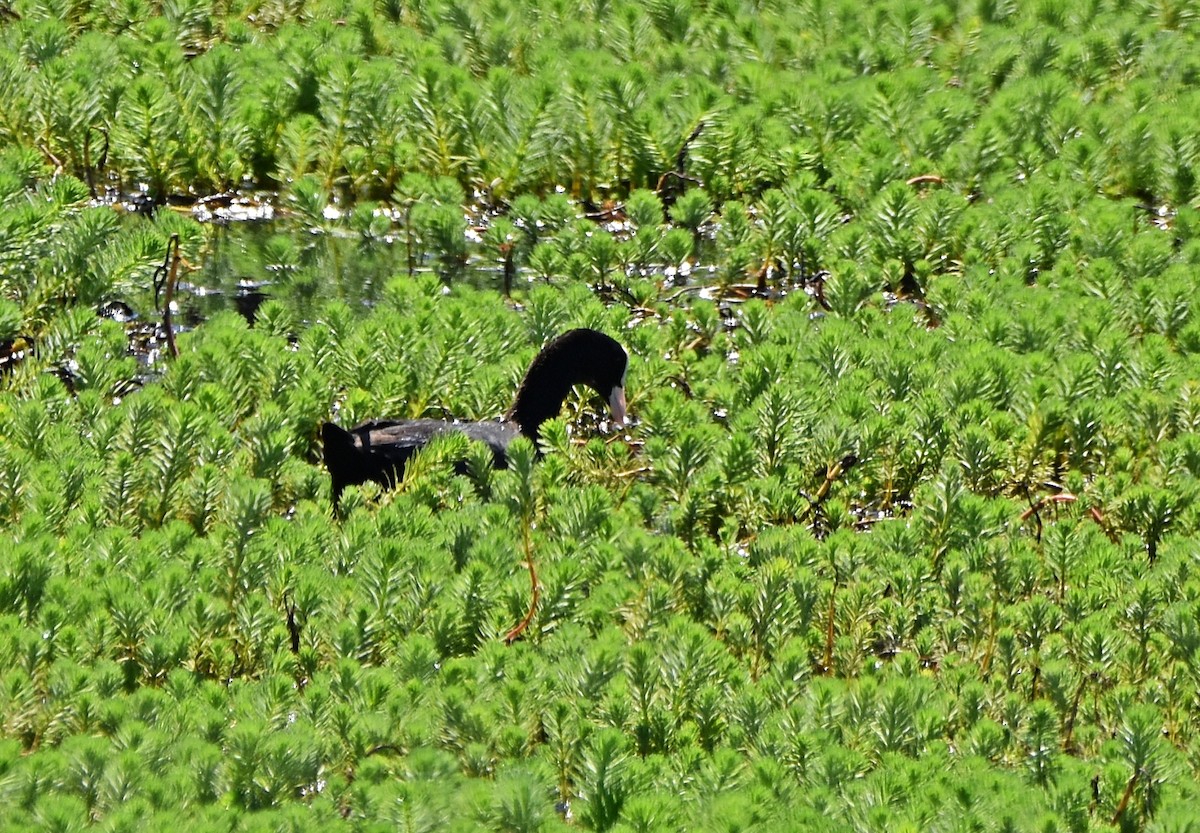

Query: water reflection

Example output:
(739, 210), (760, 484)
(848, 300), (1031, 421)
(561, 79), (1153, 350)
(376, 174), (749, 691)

(184, 220), (513, 324)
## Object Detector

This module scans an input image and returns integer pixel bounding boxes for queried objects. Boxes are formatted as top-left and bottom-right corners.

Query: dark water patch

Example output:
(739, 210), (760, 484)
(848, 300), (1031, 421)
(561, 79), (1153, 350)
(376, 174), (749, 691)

(186, 220), (517, 321)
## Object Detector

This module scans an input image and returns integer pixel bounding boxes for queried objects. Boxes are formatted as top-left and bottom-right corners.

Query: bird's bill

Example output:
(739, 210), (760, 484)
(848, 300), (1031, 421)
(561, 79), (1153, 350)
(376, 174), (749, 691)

(608, 386), (627, 427)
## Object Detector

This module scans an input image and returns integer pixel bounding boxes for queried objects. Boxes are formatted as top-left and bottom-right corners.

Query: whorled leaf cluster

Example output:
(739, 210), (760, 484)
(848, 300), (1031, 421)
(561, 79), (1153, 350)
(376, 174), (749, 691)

(1, 268), (1200, 828)
(0, 0), (1198, 210)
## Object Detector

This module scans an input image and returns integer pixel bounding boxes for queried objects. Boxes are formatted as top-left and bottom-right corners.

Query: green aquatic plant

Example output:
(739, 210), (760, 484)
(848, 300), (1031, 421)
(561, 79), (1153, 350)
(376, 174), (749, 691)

(668, 188), (712, 259)
(4, 0), (1200, 830)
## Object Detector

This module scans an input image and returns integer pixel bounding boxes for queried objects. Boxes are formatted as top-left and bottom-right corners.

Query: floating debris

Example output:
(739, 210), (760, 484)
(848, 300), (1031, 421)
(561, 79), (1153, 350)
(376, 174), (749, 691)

(97, 300), (137, 323)
(0, 336), (31, 374)
(192, 192), (276, 224)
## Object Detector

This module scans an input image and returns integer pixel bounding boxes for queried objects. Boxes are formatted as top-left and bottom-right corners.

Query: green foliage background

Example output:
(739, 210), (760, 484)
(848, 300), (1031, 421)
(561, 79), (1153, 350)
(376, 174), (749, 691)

(3, 0), (1200, 830)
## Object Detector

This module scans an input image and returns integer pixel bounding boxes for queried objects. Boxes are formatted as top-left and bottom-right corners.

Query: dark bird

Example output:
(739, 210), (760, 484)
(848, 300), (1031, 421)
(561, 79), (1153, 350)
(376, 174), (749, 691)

(321, 328), (628, 508)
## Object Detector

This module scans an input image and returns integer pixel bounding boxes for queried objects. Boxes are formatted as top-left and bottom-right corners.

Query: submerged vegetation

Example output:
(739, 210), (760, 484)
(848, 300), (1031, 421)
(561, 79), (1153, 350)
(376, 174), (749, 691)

(4, 0), (1200, 830)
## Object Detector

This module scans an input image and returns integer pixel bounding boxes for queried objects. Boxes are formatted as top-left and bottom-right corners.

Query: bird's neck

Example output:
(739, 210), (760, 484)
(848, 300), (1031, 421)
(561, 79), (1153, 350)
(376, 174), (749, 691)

(508, 360), (575, 441)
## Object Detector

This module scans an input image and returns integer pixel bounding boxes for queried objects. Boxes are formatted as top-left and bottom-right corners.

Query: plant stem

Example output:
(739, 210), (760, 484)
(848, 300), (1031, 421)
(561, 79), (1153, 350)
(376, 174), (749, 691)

(1110, 771), (1138, 825)
(506, 515), (539, 643)
(502, 243), (514, 297)
(980, 598), (998, 676)
(1062, 674), (1087, 753)
(823, 577), (837, 674)
(162, 234), (181, 359)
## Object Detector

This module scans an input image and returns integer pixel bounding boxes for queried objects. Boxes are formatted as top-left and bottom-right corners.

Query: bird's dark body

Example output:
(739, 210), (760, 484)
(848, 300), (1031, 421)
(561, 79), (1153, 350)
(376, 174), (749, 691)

(322, 418), (516, 502)
(321, 328), (628, 509)
(341, 418), (519, 457)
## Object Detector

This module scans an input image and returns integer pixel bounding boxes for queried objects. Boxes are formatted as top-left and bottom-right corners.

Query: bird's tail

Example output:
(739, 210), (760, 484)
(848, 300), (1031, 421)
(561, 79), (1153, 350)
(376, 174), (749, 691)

(321, 422), (358, 511)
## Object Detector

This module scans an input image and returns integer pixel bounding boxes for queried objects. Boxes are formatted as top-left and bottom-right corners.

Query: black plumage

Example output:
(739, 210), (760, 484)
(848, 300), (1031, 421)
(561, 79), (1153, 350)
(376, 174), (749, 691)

(322, 328), (628, 508)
